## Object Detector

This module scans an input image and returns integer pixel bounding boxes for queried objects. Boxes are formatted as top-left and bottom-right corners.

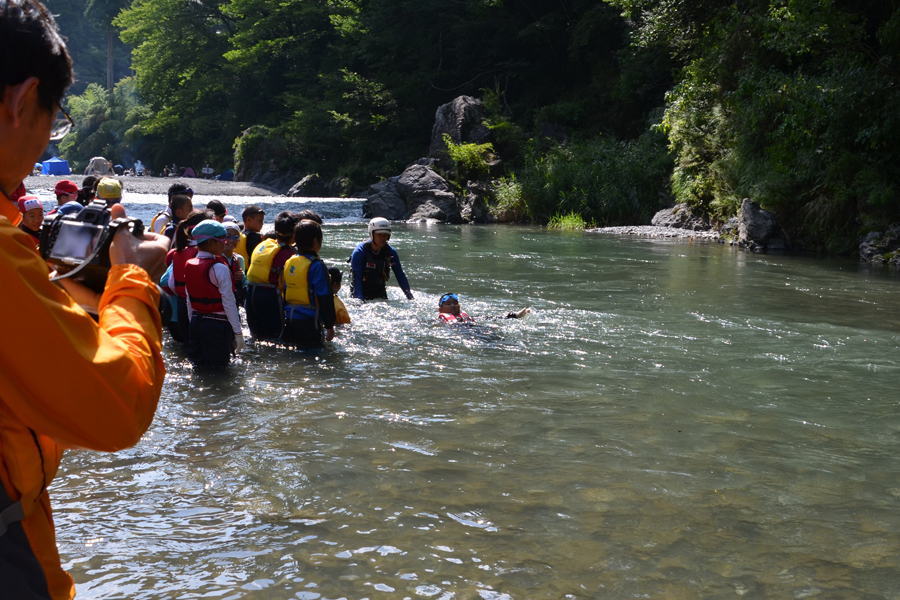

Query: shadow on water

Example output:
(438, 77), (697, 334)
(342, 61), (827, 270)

(53, 201), (900, 599)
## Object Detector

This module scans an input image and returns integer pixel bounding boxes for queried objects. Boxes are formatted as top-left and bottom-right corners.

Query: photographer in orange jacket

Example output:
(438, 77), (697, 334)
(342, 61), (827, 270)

(0, 1), (169, 598)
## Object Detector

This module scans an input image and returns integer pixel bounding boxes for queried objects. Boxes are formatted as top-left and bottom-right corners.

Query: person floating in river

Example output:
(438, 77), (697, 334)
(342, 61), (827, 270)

(245, 210), (298, 339)
(350, 217), (413, 301)
(437, 293), (530, 323)
(282, 220), (335, 349)
(184, 220), (244, 366)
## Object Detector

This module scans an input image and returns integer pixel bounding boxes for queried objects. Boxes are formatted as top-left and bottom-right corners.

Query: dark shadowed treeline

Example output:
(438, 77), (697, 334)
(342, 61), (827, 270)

(54, 0), (900, 251)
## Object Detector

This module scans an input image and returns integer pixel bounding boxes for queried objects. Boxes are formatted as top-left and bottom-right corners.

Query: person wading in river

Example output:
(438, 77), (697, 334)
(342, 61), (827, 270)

(349, 217), (414, 301)
(0, 1), (168, 596)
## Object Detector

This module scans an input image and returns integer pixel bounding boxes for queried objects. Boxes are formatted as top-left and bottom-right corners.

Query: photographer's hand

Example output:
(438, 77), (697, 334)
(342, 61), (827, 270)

(108, 205), (170, 280)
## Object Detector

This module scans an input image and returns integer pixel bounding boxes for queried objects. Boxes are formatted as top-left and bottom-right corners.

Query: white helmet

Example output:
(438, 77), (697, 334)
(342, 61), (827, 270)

(368, 217), (392, 235)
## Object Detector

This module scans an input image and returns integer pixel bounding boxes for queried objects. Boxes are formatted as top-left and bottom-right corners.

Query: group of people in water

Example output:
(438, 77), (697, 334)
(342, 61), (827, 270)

(149, 183), (529, 367)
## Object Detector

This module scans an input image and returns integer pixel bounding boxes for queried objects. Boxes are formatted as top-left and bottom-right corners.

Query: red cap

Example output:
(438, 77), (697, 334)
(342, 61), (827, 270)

(17, 195), (42, 214)
(54, 179), (79, 196)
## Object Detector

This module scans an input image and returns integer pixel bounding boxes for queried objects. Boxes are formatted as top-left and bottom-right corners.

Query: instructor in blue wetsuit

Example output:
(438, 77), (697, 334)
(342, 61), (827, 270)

(350, 217), (414, 301)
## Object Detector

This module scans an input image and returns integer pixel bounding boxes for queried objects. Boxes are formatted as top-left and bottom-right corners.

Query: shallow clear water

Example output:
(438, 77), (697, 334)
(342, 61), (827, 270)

(50, 196), (900, 599)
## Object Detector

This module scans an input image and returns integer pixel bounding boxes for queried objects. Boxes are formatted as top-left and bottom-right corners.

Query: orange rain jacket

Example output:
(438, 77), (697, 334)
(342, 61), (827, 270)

(0, 199), (166, 599)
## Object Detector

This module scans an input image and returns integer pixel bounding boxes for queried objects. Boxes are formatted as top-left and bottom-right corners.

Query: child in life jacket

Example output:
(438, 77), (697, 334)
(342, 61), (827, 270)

(245, 211), (298, 339)
(163, 210), (212, 342)
(282, 220), (336, 349)
(16, 195), (43, 248)
(234, 204), (265, 266)
(222, 217), (247, 305)
(184, 220), (244, 366)
(437, 293), (530, 323)
(328, 267), (351, 325)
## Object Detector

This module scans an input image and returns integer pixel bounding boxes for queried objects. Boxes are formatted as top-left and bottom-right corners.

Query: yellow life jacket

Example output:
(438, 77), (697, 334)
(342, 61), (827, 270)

(283, 254), (320, 307)
(334, 295), (351, 324)
(246, 239), (286, 285)
(150, 210), (171, 234)
(234, 233), (249, 266)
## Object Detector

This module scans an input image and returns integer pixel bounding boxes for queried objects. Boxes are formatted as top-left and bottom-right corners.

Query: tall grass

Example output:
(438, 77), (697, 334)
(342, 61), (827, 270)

(519, 129), (673, 226)
(547, 212), (589, 230)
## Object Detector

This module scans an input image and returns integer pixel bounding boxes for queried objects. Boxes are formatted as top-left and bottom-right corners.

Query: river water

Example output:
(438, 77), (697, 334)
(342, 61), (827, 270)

(48, 194), (900, 599)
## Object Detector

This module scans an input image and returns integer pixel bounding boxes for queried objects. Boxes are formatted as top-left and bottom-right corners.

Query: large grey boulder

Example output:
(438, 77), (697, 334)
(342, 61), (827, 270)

(428, 96), (491, 159)
(859, 224), (900, 266)
(459, 181), (493, 223)
(362, 164), (462, 223)
(650, 203), (711, 230)
(737, 198), (790, 252)
(286, 174), (327, 197)
(398, 164), (461, 224)
(362, 176), (404, 219)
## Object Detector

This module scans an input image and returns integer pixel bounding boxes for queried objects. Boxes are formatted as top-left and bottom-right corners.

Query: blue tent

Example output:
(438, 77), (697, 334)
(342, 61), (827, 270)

(42, 156), (71, 175)
(215, 169), (234, 181)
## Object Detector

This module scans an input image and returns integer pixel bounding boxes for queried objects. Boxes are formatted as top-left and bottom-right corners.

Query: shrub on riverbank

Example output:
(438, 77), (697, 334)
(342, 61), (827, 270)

(519, 129), (673, 226)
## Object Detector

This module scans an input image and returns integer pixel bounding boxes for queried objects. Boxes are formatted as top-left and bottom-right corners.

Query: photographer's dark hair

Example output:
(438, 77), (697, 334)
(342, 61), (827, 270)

(175, 209), (213, 251)
(296, 209), (323, 225)
(273, 211), (299, 242)
(169, 193), (191, 213)
(327, 267), (342, 286)
(0, 0), (73, 111)
(293, 220), (322, 252)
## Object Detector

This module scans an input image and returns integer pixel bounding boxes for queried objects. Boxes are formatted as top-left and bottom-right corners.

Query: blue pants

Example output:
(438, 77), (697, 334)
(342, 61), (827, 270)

(245, 285), (283, 340)
(285, 316), (324, 349)
(187, 315), (234, 367)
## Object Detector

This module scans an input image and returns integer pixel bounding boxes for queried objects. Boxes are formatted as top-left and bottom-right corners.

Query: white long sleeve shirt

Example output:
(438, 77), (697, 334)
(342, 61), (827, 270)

(186, 250), (242, 335)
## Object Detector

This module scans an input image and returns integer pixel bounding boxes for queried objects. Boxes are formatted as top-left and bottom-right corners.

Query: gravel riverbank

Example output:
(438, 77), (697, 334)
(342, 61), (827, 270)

(24, 175), (280, 197)
(587, 224), (725, 241)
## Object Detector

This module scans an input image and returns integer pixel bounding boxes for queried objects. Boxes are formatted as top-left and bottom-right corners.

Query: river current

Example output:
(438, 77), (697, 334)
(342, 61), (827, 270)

(48, 194), (900, 598)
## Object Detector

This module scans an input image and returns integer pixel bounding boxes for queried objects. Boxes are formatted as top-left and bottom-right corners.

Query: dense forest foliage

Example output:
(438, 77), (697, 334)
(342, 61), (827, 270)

(51, 0), (900, 252)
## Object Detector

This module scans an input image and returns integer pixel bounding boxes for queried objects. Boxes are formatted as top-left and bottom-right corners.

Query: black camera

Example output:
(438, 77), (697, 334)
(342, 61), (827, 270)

(40, 201), (170, 321)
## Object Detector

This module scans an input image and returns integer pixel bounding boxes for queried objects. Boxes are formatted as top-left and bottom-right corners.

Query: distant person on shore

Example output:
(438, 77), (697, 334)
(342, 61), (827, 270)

(234, 204), (265, 265)
(95, 177), (122, 206)
(350, 217), (413, 301)
(282, 220), (335, 349)
(245, 211), (298, 339)
(328, 267), (351, 325)
(184, 220), (243, 366)
(206, 199), (227, 222)
(151, 181), (193, 233)
(162, 193), (194, 241)
(222, 217), (247, 304)
(17, 195), (43, 247)
(437, 293), (530, 323)
(201, 162), (214, 179)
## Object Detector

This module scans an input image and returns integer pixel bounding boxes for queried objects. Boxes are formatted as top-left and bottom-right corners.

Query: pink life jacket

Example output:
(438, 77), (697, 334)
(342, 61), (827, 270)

(439, 311), (473, 323)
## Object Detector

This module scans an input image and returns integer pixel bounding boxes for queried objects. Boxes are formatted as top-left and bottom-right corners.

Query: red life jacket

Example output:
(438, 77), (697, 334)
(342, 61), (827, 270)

(185, 255), (231, 313)
(225, 255), (242, 293)
(169, 246), (199, 298)
(439, 311), (473, 323)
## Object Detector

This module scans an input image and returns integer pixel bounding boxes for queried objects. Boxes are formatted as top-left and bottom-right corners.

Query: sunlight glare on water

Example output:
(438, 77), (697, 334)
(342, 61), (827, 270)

(53, 197), (900, 598)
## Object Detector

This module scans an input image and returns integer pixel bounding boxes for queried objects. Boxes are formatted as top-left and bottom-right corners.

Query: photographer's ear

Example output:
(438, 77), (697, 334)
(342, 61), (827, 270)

(1, 77), (41, 128)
